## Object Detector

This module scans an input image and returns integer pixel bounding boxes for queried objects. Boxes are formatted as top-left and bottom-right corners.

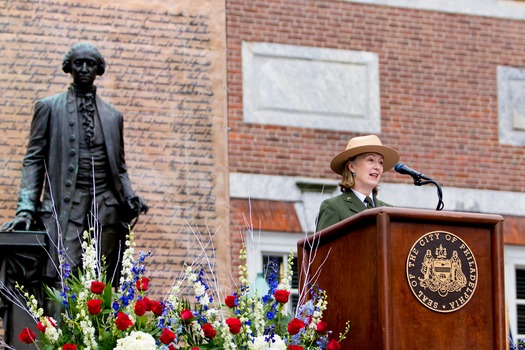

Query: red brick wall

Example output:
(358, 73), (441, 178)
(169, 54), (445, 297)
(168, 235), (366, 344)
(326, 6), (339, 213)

(226, 0), (525, 267)
(227, 0), (525, 192)
(0, 0), (229, 296)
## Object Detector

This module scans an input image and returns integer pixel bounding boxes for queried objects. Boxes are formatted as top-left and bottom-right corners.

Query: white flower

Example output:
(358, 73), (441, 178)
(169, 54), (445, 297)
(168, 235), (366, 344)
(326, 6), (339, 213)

(249, 335), (287, 350)
(205, 308), (218, 317)
(199, 292), (211, 307)
(189, 272), (198, 282)
(190, 320), (203, 335)
(194, 282), (205, 296)
(114, 331), (156, 350)
(252, 297), (266, 335)
(79, 319), (97, 349)
(119, 232), (136, 285)
(42, 317), (60, 343)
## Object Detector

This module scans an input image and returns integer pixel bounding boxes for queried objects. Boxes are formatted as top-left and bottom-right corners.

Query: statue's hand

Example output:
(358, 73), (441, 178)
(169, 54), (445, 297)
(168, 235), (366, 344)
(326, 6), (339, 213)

(126, 196), (149, 215)
(2, 211), (33, 232)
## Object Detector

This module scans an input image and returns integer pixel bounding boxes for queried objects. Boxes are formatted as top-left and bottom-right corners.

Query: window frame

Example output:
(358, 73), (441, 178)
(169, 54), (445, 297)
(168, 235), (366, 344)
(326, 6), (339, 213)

(245, 231), (305, 313)
(505, 244), (525, 340)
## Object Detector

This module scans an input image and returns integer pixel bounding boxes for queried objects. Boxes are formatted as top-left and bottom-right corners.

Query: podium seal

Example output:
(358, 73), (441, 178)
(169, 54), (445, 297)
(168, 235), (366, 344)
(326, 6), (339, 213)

(406, 230), (478, 313)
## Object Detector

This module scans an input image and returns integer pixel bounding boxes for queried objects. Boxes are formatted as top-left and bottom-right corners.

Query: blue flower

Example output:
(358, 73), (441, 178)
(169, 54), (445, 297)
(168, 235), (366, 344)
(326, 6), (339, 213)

(112, 301), (120, 312)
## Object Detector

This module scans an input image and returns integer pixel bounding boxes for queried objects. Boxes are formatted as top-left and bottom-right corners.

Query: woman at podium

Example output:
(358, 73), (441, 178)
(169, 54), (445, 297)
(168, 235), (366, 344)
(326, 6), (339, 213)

(316, 134), (400, 231)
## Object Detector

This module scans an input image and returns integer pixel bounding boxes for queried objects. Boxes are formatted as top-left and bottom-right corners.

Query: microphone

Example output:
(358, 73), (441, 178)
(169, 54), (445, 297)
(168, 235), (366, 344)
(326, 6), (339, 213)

(394, 163), (432, 181)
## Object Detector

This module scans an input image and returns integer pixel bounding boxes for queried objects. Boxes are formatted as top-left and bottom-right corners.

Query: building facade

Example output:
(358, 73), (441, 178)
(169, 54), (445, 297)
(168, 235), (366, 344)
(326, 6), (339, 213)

(226, 0), (525, 340)
(1, 0), (525, 343)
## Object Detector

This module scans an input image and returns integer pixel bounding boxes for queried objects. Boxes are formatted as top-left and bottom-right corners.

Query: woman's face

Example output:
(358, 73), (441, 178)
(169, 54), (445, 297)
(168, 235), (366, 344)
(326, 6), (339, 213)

(348, 152), (384, 195)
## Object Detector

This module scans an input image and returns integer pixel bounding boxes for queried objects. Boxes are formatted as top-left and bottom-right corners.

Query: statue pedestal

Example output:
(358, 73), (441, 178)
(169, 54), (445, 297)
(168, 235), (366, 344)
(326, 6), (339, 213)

(0, 231), (48, 349)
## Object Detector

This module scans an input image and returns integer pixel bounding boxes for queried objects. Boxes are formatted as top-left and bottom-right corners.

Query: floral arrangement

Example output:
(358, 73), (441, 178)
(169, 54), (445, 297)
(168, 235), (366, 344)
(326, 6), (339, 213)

(511, 339), (525, 350)
(12, 228), (349, 350)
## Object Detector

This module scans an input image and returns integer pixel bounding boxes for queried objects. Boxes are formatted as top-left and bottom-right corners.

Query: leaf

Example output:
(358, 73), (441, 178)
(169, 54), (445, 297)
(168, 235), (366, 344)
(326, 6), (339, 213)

(43, 284), (63, 307)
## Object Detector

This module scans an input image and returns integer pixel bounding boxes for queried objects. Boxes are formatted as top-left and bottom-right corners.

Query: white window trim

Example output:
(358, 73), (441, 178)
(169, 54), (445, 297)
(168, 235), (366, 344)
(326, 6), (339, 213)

(245, 231), (305, 313)
(245, 231), (305, 283)
(504, 244), (525, 340)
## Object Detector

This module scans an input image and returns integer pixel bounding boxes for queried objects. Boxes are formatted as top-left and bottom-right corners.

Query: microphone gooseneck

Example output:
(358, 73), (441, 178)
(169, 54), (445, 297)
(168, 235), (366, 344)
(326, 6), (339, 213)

(394, 163), (432, 181)
(393, 163), (444, 211)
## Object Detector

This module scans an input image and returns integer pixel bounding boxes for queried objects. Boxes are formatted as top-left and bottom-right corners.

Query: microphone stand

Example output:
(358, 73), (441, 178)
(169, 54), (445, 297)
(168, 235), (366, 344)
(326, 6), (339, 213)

(412, 177), (445, 211)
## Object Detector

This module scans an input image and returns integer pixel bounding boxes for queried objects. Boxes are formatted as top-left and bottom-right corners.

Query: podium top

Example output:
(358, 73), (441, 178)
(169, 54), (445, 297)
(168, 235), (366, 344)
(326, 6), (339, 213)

(300, 207), (504, 248)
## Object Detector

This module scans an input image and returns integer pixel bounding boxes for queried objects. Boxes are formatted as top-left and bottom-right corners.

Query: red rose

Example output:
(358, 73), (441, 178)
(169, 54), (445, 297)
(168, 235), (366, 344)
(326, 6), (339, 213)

(316, 320), (328, 333)
(191, 348), (199, 350)
(180, 308), (193, 322)
(115, 312), (133, 331)
(90, 281), (106, 294)
(287, 318), (305, 335)
(225, 317), (242, 334)
(159, 327), (176, 344)
(63, 344), (77, 350)
(18, 328), (36, 344)
(152, 301), (164, 316)
(37, 316), (56, 332)
(287, 346), (304, 350)
(87, 299), (103, 315)
(168, 345), (177, 350)
(326, 339), (341, 350)
(136, 277), (150, 291)
(134, 299), (147, 316)
(143, 297), (153, 311)
(202, 323), (216, 339)
(225, 295), (237, 308)
(274, 289), (291, 304)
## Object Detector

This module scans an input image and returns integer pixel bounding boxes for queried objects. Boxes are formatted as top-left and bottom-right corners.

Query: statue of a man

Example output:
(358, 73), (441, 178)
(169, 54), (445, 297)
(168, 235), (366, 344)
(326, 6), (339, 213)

(3, 42), (148, 284)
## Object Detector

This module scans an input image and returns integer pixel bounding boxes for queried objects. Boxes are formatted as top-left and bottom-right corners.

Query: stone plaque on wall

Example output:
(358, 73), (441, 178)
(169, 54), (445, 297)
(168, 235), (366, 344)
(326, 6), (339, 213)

(498, 65), (525, 145)
(242, 42), (381, 133)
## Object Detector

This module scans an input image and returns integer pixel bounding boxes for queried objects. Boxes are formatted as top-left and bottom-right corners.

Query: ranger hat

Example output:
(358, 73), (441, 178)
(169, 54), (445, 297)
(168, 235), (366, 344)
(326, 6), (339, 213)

(330, 135), (400, 175)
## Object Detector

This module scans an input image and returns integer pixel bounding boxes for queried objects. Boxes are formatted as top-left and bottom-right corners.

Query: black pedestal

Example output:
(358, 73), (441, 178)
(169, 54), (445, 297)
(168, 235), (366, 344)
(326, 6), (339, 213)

(0, 231), (48, 349)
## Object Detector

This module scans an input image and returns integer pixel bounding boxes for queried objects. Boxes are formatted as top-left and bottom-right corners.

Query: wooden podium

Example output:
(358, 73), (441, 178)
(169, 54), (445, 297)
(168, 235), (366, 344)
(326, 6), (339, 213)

(298, 208), (505, 350)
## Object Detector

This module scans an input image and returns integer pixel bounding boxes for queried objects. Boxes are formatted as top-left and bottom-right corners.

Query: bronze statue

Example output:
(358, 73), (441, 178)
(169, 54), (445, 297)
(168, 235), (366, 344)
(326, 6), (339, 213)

(3, 42), (148, 284)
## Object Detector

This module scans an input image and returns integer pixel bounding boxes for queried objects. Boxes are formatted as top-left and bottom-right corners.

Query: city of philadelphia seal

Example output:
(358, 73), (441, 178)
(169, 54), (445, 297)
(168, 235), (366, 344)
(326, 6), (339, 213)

(406, 230), (478, 313)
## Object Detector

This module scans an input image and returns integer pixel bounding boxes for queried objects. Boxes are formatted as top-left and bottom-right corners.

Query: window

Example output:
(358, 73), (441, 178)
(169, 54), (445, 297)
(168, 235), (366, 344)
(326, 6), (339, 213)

(504, 245), (525, 340)
(245, 231), (305, 314)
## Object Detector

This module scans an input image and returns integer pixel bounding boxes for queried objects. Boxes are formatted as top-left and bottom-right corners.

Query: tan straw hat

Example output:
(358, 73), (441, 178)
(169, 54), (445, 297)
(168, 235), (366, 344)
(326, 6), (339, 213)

(330, 135), (400, 175)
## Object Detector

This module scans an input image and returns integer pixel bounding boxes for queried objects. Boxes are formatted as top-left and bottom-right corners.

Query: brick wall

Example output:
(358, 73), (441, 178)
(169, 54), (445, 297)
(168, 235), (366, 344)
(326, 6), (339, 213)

(227, 0), (525, 190)
(226, 0), (525, 267)
(0, 0), (523, 312)
(0, 0), (229, 297)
